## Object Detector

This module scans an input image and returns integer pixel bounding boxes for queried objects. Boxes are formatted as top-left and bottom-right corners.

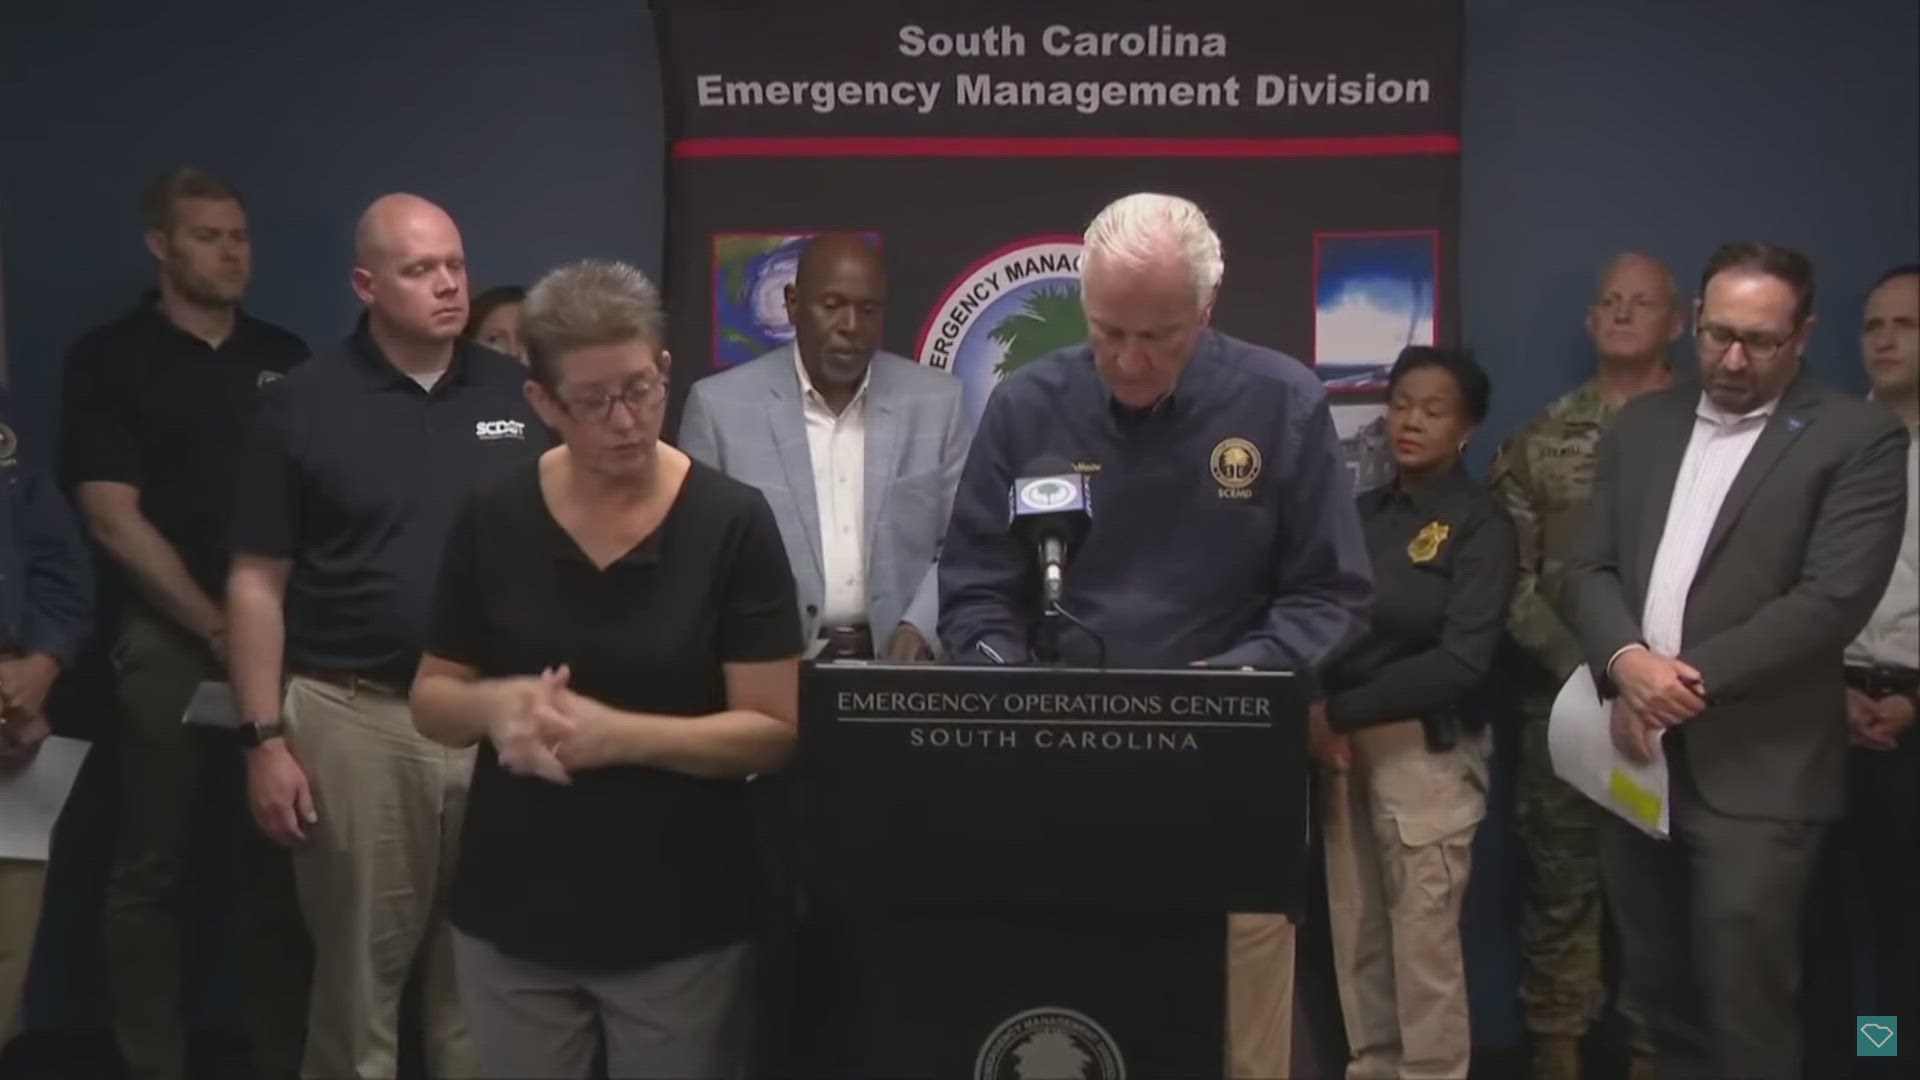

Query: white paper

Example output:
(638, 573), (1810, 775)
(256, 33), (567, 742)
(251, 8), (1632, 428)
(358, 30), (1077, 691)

(180, 680), (242, 729)
(1548, 664), (1671, 838)
(0, 735), (91, 861)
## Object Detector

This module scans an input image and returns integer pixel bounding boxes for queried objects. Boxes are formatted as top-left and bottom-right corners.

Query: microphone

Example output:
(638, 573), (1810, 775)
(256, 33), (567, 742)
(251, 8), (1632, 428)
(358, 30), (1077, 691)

(1007, 455), (1092, 611)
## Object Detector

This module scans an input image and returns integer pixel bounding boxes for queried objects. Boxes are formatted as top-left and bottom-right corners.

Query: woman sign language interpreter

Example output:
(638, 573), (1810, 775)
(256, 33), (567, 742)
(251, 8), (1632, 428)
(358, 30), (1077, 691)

(410, 261), (803, 1080)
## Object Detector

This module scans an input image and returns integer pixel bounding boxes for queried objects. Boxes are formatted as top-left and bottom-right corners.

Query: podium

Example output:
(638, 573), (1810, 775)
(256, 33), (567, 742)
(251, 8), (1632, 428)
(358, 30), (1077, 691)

(787, 661), (1310, 1079)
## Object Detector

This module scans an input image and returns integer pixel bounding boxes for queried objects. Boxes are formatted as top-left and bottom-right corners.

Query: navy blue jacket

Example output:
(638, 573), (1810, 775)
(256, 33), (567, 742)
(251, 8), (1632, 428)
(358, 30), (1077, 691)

(939, 330), (1371, 670)
(0, 395), (92, 665)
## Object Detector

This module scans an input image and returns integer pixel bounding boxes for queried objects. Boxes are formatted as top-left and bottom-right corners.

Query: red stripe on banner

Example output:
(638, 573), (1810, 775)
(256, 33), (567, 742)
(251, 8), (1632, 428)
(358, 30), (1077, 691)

(672, 134), (1461, 159)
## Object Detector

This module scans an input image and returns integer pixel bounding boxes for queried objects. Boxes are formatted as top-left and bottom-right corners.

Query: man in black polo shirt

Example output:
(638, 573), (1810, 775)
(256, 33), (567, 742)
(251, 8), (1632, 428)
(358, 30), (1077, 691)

(60, 166), (310, 1080)
(227, 193), (549, 1080)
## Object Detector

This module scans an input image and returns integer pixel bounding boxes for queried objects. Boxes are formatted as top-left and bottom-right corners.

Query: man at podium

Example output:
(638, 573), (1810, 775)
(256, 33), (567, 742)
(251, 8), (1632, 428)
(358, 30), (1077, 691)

(939, 192), (1372, 1078)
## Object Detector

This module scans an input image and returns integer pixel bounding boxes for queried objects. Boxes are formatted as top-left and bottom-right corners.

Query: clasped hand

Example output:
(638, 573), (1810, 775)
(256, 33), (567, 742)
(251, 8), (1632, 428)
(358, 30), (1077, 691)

(1606, 648), (1712, 764)
(489, 666), (625, 784)
(1612, 648), (1707, 724)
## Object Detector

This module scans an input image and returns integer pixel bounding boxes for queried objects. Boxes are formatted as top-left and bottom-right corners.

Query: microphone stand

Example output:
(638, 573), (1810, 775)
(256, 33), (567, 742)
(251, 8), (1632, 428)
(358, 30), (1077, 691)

(1025, 536), (1107, 668)
(1030, 601), (1065, 667)
(1029, 536), (1067, 666)
(1030, 598), (1106, 670)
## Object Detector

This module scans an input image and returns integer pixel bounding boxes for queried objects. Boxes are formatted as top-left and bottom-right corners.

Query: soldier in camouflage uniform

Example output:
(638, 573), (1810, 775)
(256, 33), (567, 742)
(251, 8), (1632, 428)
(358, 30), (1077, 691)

(1491, 253), (1680, 1080)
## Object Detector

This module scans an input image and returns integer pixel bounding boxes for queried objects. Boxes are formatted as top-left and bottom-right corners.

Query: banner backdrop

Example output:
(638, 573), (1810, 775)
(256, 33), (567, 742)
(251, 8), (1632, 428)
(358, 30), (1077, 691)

(658, 0), (1460, 494)
(658, 5), (1461, 1073)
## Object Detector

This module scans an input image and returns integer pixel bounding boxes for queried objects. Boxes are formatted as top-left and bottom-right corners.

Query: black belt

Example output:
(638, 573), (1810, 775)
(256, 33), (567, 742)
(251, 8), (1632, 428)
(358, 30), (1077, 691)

(1845, 663), (1919, 700)
(294, 668), (409, 698)
(816, 625), (874, 661)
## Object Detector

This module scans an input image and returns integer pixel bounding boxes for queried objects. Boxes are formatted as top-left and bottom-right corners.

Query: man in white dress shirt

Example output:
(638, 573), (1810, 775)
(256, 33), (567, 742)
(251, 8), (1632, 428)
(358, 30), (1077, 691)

(1804, 262), (1919, 1073)
(680, 234), (969, 662)
(677, 233), (970, 1071)
(1564, 242), (1910, 1080)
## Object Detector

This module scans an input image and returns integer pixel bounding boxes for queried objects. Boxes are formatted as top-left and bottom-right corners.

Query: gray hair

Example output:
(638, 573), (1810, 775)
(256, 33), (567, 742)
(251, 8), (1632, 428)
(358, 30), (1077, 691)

(1081, 193), (1224, 306)
(522, 259), (666, 386)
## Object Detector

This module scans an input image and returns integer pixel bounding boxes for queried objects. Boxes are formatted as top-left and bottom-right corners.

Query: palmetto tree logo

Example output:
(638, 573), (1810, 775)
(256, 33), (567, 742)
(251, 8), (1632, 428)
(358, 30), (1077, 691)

(918, 236), (1086, 431)
(988, 285), (1088, 378)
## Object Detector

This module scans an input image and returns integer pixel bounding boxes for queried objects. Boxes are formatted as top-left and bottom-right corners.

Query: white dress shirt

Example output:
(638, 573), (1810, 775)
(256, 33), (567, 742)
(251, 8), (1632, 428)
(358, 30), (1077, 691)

(796, 351), (868, 627)
(1636, 395), (1777, 658)
(1846, 419), (1919, 670)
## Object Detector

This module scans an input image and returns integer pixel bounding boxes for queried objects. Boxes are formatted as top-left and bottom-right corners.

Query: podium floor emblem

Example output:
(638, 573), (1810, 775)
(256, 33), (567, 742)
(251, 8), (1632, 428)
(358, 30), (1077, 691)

(976, 1007), (1124, 1080)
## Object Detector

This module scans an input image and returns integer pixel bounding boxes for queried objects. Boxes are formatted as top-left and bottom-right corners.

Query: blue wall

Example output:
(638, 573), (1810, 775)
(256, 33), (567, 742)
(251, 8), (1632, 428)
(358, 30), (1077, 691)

(6, 0), (1913, 468)
(0, 0), (662, 456)
(3, 0), (1915, 1051)
(1461, 0), (1919, 470)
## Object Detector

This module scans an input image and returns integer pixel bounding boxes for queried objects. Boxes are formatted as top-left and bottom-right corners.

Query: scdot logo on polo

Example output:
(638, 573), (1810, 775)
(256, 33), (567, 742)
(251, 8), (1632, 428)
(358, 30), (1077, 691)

(474, 419), (527, 441)
(0, 423), (17, 467)
(976, 1006), (1124, 1080)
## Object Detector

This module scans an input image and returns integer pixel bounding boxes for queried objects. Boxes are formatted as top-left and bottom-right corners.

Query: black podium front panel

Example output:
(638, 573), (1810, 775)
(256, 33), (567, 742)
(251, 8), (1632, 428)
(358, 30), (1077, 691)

(798, 663), (1310, 917)
(788, 663), (1310, 1077)
(796, 908), (1226, 1078)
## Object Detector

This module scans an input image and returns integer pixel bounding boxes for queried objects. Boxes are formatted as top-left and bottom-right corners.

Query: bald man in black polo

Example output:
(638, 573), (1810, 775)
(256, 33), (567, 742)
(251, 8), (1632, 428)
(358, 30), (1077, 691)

(227, 194), (550, 1080)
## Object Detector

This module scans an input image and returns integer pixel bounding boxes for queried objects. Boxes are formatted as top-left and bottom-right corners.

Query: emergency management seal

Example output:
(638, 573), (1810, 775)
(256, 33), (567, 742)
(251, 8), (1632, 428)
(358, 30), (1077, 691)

(917, 235), (1085, 429)
(976, 1007), (1124, 1080)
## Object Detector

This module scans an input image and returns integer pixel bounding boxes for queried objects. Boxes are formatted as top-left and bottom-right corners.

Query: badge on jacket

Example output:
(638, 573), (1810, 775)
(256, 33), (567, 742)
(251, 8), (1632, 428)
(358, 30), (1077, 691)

(1408, 520), (1450, 564)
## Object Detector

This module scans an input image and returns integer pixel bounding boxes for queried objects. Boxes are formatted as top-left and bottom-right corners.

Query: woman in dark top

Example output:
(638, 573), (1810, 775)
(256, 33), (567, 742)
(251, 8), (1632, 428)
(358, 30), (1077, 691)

(461, 284), (527, 364)
(1310, 346), (1517, 1080)
(411, 260), (802, 1079)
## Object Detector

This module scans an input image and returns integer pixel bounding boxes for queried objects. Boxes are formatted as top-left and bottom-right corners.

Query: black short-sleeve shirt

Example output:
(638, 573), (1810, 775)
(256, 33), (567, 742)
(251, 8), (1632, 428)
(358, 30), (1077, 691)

(60, 295), (309, 598)
(429, 458), (803, 967)
(229, 320), (550, 682)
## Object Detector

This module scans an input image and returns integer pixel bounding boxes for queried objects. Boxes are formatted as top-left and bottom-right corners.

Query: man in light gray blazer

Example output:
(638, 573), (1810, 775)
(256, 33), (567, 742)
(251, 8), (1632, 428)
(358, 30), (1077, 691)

(1564, 241), (1910, 1080)
(679, 234), (968, 661)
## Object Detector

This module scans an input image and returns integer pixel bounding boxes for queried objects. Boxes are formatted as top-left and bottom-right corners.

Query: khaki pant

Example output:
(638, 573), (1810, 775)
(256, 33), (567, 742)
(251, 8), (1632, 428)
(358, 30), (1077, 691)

(1324, 721), (1486, 1080)
(1227, 913), (1296, 1078)
(0, 858), (47, 1039)
(284, 675), (475, 1079)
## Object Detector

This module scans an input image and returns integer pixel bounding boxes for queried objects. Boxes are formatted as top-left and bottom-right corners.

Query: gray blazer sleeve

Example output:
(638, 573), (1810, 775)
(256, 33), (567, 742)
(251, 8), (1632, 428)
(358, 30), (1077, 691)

(1562, 422), (1646, 700)
(898, 386), (973, 653)
(677, 385), (722, 469)
(1682, 422), (1910, 701)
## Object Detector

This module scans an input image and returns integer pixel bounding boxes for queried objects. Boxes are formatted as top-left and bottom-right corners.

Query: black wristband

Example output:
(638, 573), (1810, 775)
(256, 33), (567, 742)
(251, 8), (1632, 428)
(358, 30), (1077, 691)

(237, 721), (286, 749)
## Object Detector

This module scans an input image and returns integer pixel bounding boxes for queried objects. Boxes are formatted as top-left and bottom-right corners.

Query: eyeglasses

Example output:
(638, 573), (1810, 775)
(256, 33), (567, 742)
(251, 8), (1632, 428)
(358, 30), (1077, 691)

(557, 377), (668, 420)
(1696, 322), (1798, 362)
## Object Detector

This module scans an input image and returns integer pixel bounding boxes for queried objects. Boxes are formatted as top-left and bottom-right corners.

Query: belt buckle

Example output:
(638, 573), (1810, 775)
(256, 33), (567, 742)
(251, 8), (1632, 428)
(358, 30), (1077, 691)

(340, 673), (397, 698)
(1851, 665), (1910, 698)
(820, 626), (868, 661)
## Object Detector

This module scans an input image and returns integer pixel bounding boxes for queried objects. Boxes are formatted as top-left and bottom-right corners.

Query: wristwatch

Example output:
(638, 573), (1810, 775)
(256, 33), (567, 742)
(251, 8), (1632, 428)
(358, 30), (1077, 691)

(236, 720), (287, 749)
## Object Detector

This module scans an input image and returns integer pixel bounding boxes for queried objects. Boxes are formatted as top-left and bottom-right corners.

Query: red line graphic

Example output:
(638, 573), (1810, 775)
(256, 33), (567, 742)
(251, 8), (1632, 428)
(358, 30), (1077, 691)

(673, 134), (1460, 159)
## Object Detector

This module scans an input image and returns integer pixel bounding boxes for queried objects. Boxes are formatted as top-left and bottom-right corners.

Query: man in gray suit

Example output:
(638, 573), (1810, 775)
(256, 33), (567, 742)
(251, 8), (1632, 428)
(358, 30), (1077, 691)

(680, 234), (969, 661)
(1565, 241), (1910, 1080)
